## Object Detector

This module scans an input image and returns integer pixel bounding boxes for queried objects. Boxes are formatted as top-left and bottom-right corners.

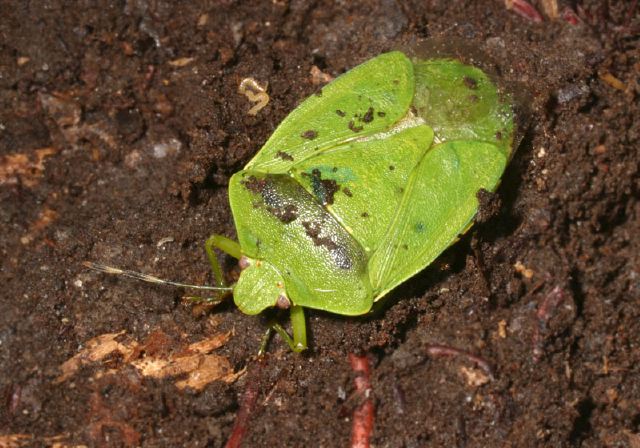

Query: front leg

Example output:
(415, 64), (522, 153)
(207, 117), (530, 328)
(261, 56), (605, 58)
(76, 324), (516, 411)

(205, 234), (242, 286)
(260, 306), (308, 354)
(207, 235), (308, 353)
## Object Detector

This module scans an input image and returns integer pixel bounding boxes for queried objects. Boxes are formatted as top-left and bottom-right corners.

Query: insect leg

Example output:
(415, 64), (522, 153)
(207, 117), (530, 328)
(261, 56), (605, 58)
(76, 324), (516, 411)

(270, 306), (307, 352)
(204, 234), (242, 287)
(290, 305), (307, 352)
(257, 327), (273, 356)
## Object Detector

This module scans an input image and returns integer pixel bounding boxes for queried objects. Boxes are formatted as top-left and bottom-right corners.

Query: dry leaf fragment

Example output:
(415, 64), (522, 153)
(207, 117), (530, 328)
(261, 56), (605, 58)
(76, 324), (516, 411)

(131, 331), (236, 390)
(0, 432), (88, 447)
(56, 331), (136, 383)
(0, 147), (58, 188)
(514, 261), (534, 279)
(185, 330), (232, 354)
(0, 434), (32, 448)
(310, 65), (334, 85)
(197, 13), (209, 26)
(541, 0), (559, 19)
(460, 366), (490, 387)
(174, 354), (237, 390)
(20, 207), (59, 245)
(56, 330), (238, 390)
(39, 92), (81, 129)
(624, 430), (640, 448)
(168, 57), (195, 67)
(599, 72), (626, 91)
(498, 319), (508, 338)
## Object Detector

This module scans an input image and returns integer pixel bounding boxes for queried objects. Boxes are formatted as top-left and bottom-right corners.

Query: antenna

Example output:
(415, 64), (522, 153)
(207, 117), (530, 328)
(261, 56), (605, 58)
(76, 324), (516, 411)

(83, 262), (234, 292)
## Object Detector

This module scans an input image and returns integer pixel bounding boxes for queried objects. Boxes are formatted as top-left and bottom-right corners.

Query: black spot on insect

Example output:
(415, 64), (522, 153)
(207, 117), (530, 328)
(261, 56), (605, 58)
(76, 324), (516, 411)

(301, 221), (352, 270)
(348, 120), (363, 133)
(342, 187), (353, 197)
(302, 130), (318, 140)
(243, 175), (298, 224)
(276, 150), (294, 161)
(388, 165), (395, 171)
(362, 107), (374, 123)
(361, 212), (369, 218)
(463, 76), (478, 89)
(414, 222), (425, 233)
(377, 111), (386, 117)
(468, 94), (479, 103)
(336, 109), (346, 117)
(242, 175), (267, 195)
(309, 169), (339, 205)
(495, 131), (503, 140)
(267, 203), (298, 223)
(315, 89), (323, 97)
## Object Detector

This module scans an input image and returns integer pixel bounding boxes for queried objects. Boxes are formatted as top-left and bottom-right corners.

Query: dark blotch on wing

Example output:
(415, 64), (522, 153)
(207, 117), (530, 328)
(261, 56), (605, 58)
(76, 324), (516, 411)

(362, 107), (374, 123)
(348, 120), (363, 133)
(242, 175), (299, 224)
(305, 168), (340, 205)
(302, 130), (318, 140)
(302, 220), (352, 270)
(463, 76), (478, 89)
(276, 150), (294, 161)
(267, 203), (298, 223)
(241, 175), (267, 195)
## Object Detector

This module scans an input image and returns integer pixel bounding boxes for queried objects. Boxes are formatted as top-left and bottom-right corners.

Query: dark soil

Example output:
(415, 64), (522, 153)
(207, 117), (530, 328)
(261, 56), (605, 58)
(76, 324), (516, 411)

(1, 1), (639, 447)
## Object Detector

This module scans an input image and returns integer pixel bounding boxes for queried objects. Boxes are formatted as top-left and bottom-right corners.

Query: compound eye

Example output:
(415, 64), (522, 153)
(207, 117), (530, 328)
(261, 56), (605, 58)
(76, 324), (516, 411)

(239, 256), (251, 270)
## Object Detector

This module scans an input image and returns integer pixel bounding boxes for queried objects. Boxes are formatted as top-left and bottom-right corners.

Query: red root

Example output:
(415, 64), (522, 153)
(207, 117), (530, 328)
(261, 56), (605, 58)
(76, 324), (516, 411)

(425, 345), (495, 380)
(532, 286), (566, 361)
(225, 362), (263, 448)
(349, 354), (375, 448)
(505, 0), (544, 22)
(142, 64), (155, 90)
(561, 7), (580, 25)
(536, 286), (565, 322)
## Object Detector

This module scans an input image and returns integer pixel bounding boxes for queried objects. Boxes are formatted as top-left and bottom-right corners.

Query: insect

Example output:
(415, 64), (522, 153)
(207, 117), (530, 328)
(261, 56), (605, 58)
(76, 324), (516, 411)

(89, 49), (515, 353)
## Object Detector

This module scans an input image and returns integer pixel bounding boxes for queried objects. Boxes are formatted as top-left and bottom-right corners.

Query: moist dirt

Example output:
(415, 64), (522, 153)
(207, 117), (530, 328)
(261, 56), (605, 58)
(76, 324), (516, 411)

(1, 1), (638, 447)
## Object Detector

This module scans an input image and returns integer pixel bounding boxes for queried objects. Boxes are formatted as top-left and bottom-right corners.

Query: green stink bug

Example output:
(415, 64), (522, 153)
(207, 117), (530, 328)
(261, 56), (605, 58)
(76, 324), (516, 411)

(90, 49), (515, 353)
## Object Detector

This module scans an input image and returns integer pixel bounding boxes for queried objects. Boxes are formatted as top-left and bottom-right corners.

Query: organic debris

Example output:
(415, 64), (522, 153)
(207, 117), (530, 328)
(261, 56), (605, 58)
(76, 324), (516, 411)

(238, 78), (269, 116)
(56, 330), (239, 390)
(0, 148), (58, 188)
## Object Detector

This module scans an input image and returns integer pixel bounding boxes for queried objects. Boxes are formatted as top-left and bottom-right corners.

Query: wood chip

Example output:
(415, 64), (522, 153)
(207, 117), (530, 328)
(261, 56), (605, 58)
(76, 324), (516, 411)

(56, 330), (238, 390)
(169, 57), (196, 67)
(0, 147), (58, 188)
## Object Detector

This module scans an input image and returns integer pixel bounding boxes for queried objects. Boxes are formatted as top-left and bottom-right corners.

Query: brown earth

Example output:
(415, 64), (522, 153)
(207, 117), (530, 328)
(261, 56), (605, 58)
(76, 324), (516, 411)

(1, 1), (639, 447)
